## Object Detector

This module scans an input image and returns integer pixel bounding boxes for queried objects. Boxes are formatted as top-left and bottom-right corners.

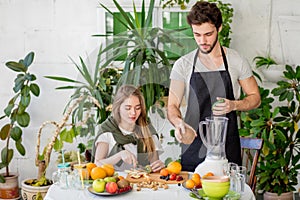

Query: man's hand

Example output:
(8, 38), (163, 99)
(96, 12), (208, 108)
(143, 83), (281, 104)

(212, 97), (236, 115)
(175, 120), (197, 144)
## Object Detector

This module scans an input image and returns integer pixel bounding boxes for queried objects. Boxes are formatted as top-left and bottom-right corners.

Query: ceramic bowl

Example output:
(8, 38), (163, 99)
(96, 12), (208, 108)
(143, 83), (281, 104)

(201, 176), (230, 199)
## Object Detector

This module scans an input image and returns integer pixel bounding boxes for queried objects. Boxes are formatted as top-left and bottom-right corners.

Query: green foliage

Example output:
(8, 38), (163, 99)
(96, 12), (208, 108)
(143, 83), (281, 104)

(0, 52), (40, 182)
(96, 0), (184, 116)
(253, 56), (277, 69)
(160, 0), (189, 9)
(208, 0), (234, 47)
(239, 65), (300, 194)
(25, 176), (52, 187)
(160, 0), (234, 48)
(56, 150), (85, 164)
(45, 46), (121, 153)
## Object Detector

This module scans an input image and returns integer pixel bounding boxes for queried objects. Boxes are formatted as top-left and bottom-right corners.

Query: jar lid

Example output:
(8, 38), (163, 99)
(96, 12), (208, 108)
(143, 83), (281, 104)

(57, 163), (71, 168)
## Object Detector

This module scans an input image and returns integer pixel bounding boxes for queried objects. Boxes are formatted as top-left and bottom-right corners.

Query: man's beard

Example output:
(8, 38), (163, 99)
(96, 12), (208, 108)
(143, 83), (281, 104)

(199, 34), (218, 54)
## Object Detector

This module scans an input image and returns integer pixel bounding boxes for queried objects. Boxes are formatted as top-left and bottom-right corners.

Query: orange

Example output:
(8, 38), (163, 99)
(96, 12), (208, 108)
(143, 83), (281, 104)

(185, 179), (195, 189)
(86, 162), (97, 177)
(203, 172), (214, 178)
(101, 163), (115, 177)
(160, 168), (169, 176)
(90, 166), (107, 180)
(191, 173), (201, 187)
(118, 176), (124, 180)
(166, 161), (182, 175)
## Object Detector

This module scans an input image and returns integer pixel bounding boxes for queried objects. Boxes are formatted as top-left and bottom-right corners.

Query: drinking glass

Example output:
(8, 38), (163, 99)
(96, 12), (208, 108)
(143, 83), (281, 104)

(236, 166), (247, 194)
(222, 162), (238, 192)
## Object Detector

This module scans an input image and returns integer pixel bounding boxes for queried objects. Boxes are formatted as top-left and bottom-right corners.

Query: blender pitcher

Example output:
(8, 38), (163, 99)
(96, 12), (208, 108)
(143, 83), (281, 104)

(199, 116), (228, 160)
(194, 116), (229, 176)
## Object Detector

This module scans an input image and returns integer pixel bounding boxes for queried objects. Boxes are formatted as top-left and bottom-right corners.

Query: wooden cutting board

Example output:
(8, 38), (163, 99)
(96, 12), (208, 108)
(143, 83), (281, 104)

(126, 171), (189, 184)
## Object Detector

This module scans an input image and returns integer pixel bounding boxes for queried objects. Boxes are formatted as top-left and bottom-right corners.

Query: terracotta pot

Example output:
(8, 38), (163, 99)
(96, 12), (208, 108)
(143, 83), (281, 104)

(263, 191), (294, 200)
(0, 173), (20, 200)
(21, 179), (51, 200)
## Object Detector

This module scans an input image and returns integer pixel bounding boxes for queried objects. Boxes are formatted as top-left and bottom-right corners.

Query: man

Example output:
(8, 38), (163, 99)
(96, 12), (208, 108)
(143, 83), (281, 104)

(167, 1), (261, 172)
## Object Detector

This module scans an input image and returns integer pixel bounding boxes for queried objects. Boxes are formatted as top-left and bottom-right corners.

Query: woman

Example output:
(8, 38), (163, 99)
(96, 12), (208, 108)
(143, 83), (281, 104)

(92, 85), (164, 172)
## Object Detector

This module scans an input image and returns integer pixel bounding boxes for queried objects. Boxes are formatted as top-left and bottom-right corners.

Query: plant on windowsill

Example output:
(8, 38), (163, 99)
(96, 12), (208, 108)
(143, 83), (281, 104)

(239, 65), (300, 197)
(253, 55), (286, 83)
(0, 52), (40, 200)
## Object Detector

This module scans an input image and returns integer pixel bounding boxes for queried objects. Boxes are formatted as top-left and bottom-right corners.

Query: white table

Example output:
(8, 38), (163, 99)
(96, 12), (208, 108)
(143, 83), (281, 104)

(44, 172), (255, 200)
(45, 182), (255, 200)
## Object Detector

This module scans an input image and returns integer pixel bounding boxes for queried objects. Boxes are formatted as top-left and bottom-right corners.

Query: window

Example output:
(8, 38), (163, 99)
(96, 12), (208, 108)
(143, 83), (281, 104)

(100, 6), (197, 61)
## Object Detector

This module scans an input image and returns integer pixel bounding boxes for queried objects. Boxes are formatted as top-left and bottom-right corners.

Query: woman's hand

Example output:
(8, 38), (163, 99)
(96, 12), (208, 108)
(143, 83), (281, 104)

(119, 150), (138, 168)
(150, 160), (165, 173)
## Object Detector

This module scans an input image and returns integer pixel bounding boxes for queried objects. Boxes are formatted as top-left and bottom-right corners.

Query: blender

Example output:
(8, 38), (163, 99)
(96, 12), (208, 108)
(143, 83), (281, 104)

(194, 116), (228, 176)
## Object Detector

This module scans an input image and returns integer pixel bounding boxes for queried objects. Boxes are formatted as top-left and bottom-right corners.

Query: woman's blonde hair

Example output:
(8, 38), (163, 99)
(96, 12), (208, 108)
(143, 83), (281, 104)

(112, 85), (156, 153)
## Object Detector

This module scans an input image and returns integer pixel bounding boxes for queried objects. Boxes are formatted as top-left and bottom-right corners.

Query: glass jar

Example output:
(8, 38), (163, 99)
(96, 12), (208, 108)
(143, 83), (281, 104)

(73, 164), (89, 190)
(52, 163), (72, 189)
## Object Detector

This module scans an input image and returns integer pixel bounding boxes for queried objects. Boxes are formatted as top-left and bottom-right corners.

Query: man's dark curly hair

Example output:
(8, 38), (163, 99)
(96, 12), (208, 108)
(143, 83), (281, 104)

(187, 1), (222, 30)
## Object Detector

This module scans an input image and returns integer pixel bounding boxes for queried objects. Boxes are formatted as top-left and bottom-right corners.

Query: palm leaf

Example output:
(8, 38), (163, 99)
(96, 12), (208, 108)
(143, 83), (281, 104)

(44, 76), (82, 84)
(133, 2), (141, 29)
(99, 2), (131, 30)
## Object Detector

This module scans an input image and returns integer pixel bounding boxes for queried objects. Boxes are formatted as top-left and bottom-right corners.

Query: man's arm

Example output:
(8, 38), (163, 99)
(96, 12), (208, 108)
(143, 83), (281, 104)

(235, 76), (261, 111)
(213, 76), (261, 115)
(167, 79), (197, 144)
(167, 79), (185, 127)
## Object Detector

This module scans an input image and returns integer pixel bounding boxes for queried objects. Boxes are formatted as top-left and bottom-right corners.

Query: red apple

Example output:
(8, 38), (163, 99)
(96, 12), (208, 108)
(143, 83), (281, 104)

(105, 182), (118, 194)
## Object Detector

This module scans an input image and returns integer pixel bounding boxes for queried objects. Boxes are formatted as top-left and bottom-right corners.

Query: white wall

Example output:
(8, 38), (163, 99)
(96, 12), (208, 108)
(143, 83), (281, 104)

(1, 0), (300, 184)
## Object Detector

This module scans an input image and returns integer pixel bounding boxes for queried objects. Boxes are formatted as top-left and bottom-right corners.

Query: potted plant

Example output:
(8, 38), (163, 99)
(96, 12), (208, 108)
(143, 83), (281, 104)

(0, 52), (40, 199)
(239, 65), (300, 199)
(96, 0), (185, 118)
(45, 46), (120, 152)
(21, 94), (100, 200)
(253, 55), (286, 83)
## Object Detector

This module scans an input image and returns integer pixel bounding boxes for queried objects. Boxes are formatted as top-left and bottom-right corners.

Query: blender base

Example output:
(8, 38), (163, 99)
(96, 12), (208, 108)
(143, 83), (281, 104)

(194, 158), (228, 176)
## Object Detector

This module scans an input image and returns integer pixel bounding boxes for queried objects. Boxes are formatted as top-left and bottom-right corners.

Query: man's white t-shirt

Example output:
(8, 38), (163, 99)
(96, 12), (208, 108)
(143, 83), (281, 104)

(170, 48), (253, 104)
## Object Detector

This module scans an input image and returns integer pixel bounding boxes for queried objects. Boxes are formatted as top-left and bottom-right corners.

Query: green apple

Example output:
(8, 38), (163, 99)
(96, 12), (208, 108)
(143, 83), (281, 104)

(104, 177), (116, 183)
(92, 179), (106, 193)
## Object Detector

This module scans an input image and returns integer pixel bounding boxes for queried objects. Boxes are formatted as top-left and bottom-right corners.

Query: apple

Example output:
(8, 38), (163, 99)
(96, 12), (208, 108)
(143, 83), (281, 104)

(92, 179), (106, 193)
(105, 182), (118, 194)
(104, 177), (116, 183)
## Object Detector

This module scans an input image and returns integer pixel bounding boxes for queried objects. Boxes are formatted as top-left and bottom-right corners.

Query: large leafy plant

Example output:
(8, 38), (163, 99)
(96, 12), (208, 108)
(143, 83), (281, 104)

(0, 52), (40, 182)
(239, 65), (300, 195)
(96, 0), (184, 115)
(45, 46), (120, 153)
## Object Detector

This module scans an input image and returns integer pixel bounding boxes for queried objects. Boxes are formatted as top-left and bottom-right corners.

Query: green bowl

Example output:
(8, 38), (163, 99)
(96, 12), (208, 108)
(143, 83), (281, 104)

(201, 176), (230, 199)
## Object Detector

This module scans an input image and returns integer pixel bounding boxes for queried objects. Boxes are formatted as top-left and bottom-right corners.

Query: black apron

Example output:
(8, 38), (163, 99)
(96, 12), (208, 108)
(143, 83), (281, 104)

(181, 47), (242, 172)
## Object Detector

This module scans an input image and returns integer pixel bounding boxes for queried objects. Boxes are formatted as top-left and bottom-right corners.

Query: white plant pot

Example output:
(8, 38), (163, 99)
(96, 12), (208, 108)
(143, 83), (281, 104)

(260, 64), (287, 83)
(21, 179), (51, 200)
